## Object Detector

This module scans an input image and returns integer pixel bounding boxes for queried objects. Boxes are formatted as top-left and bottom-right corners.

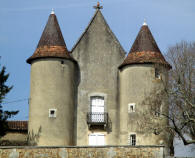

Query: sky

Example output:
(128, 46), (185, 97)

(0, 0), (195, 156)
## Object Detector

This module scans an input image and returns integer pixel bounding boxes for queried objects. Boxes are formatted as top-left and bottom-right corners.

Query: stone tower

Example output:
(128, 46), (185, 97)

(27, 10), (76, 146)
(119, 22), (171, 147)
(72, 5), (126, 145)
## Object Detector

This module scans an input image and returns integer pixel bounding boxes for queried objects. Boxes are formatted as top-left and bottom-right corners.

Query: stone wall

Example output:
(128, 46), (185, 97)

(0, 146), (164, 158)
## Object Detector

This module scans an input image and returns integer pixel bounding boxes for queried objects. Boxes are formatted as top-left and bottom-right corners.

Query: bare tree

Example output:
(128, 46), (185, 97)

(139, 41), (195, 148)
(165, 41), (195, 145)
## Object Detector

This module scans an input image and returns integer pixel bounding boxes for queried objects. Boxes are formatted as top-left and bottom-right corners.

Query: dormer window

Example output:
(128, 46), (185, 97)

(155, 68), (161, 79)
(49, 109), (57, 118)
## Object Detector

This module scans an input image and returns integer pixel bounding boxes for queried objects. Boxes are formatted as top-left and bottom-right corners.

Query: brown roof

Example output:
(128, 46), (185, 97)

(7, 121), (28, 131)
(27, 13), (74, 64)
(119, 24), (171, 69)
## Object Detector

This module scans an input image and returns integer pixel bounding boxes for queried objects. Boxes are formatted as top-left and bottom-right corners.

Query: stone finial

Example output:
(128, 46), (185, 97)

(51, 8), (55, 14)
(143, 19), (147, 26)
(93, 2), (103, 9)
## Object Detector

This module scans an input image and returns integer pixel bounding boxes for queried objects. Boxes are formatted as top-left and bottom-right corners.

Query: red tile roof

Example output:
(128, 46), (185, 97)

(119, 25), (171, 69)
(7, 121), (28, 131)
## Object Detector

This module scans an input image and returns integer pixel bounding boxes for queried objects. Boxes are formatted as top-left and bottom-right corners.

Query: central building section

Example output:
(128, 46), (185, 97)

(72, 8), (126, 145)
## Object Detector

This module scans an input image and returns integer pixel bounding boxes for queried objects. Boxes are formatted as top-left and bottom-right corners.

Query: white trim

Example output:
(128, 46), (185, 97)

(88, 92), (107, 112)
(49, 109), (57, 118)
(128, 103), (135, 113)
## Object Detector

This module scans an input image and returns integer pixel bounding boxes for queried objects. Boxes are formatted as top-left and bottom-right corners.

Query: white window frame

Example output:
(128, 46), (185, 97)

(88, 93), (107, 112)
(128, 133), (136, 146)
(49, 109), (57, 118)
(128, 103), (135, 113)
(90, 96), (105, 113)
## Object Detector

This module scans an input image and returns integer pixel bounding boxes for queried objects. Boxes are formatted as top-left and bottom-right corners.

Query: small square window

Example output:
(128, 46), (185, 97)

(49, 109), (57, 118)
(61, 61), (64, 64)
(128, 103), (135, 113)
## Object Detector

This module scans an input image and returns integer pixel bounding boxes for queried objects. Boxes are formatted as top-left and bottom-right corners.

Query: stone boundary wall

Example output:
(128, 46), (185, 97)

(0, 145), (164, 158)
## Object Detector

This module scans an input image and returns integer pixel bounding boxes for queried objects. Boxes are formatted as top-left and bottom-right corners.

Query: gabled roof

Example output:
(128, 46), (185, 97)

(27, 12), (74, 64)
(119, 23), (171, 69)
(71, 9), (126, 54)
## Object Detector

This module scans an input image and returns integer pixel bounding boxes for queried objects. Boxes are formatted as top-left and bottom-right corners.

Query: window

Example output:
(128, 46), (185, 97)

(49, 109), (57, 118)
(128, 134), (136, 146)
(128, 103), (135, 113)
(155, 68), (161, 79)
(154, 129), (160, 135)
(91, 96), (104, 112)
(88, 133), (105, 146)
(61, 60), (64, 64)
(90, 96), (105, 122)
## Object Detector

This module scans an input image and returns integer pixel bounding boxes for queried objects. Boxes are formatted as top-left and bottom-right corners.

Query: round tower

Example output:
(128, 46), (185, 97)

(119, 21), (171, 151)
(27, 10), (76, 146)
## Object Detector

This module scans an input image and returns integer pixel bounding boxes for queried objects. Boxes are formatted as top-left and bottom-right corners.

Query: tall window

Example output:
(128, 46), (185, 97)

(128, 134), (136, 146)
(88, 133), (105, 146)
(91, 96), (104, 112)
(90, 96), (105, 122)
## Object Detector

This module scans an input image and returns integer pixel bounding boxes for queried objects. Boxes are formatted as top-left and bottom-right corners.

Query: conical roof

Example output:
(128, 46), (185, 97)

(27, 11), (74, 64)
(119, 23), (171, 69)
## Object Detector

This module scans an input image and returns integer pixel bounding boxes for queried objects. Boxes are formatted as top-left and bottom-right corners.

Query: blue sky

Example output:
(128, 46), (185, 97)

(0, 0), (195, 155)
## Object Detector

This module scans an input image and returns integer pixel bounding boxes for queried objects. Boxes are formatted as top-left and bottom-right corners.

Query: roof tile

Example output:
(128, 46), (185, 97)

(119, 25), (171, 69)
(27, 13), (74, 64)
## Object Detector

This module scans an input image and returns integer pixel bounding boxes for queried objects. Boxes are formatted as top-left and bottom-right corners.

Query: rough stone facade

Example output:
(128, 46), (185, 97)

(0, 146), (165, 158)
